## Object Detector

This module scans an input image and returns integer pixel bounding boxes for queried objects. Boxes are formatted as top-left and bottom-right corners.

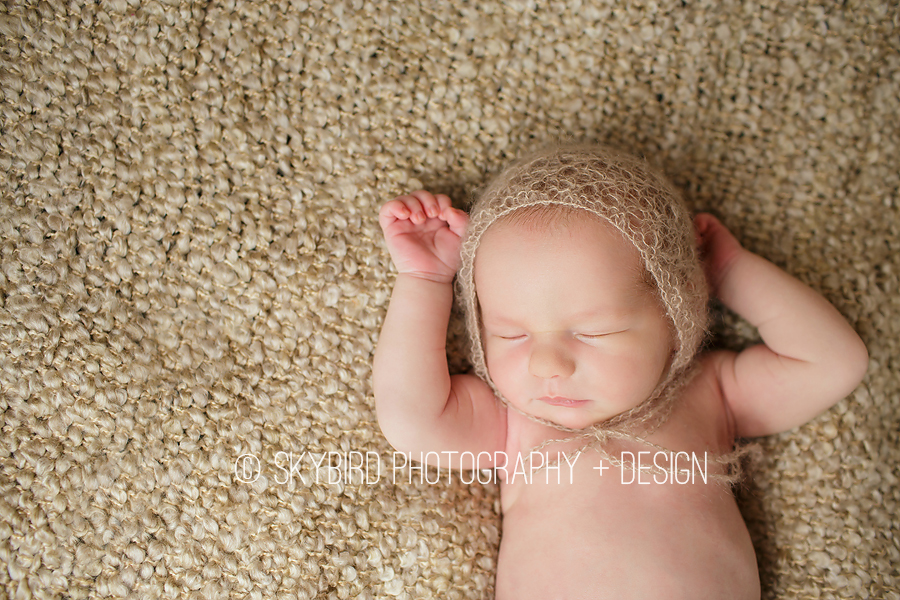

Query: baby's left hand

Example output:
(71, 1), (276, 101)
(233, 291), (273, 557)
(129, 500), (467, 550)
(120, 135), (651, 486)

(694, 213), (743, 297)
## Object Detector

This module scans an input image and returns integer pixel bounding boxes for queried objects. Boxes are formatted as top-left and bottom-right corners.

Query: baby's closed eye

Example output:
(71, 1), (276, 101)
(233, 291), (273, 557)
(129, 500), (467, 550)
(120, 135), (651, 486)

(491, 333), (527, 341)
(486, 331), (627, 343)
(575, 330), (628, 340)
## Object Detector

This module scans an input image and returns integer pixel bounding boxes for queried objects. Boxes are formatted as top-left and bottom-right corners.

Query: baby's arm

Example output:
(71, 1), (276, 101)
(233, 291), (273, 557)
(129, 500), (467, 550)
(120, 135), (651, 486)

(373, 191), (506, 469)
(696, 213), (868, 438)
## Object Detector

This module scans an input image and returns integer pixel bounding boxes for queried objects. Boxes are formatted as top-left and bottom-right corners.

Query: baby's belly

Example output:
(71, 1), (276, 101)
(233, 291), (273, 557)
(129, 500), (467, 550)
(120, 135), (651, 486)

(495, 450), (759, 600)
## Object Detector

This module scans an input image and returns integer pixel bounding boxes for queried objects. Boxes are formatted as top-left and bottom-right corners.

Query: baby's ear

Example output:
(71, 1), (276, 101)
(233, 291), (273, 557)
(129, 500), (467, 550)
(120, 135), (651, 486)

(667, 321), (679, 357)
(692, 214), (705, 249)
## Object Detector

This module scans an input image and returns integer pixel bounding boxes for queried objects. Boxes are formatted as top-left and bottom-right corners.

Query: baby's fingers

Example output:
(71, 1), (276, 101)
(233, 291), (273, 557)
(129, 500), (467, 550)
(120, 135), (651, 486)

(406, 190), (446, 221)
(378, 198), (414, 229)
(380, 191), (448, 229)
(430, 193), (467, 234)
(379, 191), (464, 236)
(694, 213), (744, 293)
(695, 213), (742, 251)
(441, 205), (468, 237)
(393, 191), (439, 224)
(379, 193), (433, 227)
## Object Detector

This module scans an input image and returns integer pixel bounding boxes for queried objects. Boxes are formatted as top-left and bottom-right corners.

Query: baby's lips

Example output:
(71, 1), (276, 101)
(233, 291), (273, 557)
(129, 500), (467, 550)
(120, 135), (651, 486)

(538, 395), (590, 407)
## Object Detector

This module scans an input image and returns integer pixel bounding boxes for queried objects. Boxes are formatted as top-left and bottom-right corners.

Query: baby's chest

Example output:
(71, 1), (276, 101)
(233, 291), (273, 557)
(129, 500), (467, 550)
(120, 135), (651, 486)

(497, 437), (718, 513)
(494, 446), (757, 599)
(494, 469), (757, 599)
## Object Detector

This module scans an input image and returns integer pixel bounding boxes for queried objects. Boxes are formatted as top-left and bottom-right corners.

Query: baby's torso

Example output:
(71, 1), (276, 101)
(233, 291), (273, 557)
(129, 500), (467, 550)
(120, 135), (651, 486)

(495, 355), (760, 600)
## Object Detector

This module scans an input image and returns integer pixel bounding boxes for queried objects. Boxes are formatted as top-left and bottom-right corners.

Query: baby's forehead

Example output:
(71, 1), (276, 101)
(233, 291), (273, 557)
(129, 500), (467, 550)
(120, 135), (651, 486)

(489, 203), (604, 231)
(477, 205), (639, 260)
(474, 208), (656, 297)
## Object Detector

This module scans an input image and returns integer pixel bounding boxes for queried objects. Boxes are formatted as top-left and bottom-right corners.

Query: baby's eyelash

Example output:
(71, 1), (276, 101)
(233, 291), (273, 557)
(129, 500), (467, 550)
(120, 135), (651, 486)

(575, 330), (625, 339)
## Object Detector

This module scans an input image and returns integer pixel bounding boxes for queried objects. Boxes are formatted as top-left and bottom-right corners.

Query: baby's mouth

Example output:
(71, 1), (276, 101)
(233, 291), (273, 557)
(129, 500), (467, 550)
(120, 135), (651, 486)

(538, 396), (589, 407)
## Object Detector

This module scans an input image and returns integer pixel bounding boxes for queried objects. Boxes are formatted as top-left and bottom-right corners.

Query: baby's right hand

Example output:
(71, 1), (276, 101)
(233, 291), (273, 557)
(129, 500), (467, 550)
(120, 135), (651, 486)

(379, 191), (468, 283)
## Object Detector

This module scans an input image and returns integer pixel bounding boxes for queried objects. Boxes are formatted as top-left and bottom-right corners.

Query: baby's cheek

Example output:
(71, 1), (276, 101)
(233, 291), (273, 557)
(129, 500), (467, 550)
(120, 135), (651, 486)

(484, 347), (508, 381)
(485, 347), (521, 390)
(617, 351), (668, 398)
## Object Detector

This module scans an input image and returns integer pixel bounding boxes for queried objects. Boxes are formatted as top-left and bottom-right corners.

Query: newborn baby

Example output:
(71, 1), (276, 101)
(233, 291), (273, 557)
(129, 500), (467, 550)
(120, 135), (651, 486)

(373, 145), (868, 599)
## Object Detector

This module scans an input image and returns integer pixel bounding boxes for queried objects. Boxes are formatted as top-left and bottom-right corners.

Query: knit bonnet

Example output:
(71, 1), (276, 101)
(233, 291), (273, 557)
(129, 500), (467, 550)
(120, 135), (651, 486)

(457, 144), (709, 434)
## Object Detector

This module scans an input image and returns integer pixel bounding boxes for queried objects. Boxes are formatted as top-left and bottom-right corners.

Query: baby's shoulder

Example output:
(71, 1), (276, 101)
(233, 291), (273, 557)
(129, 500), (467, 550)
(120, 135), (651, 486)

(663, 351), (738, 451)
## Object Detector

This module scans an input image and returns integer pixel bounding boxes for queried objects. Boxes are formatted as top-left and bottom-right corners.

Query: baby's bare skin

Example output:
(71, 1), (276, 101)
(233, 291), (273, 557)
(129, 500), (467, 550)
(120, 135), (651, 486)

(478, 213), (756, 598)
(496, 354), (758, 599)
(373, 189), (868, 598)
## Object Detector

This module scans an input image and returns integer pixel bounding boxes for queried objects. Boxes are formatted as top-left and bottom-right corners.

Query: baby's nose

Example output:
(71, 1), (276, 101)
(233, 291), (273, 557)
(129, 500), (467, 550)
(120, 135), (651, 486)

(528, 341), (576, 379)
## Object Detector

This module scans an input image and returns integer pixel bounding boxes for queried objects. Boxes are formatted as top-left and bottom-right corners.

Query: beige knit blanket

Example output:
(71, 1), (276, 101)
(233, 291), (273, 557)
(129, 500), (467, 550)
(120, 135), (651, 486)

(1, 1), (897, 598)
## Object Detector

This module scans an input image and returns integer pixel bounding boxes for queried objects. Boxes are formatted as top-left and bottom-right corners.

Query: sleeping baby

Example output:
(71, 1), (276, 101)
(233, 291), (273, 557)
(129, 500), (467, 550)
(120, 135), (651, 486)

(373, 144), (868, 599)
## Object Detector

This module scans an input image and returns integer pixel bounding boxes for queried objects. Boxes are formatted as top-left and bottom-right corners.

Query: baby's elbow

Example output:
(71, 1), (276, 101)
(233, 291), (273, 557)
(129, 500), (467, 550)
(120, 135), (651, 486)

(374, 398), (409, 452)
(377, 421), (405, 454)
(374, 398), (430, 456)
(376, 413), (413, 454)
(845, 333), (869, 390)
(831, 332), (868, 399)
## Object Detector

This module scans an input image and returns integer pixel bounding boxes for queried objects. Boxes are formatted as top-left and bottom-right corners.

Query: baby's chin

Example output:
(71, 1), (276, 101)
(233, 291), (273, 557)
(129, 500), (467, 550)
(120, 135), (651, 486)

(513, 402), (613, 432)
(548, 414), (610, 431)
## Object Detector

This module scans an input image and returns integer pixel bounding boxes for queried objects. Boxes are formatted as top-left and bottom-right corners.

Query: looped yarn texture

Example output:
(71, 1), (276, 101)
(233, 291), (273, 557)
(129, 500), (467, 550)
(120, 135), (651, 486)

(457, 143), (709, 436)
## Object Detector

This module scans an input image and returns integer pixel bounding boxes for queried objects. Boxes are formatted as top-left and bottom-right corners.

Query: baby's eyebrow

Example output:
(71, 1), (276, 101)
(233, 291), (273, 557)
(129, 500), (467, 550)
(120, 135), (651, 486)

(482, 306), (632, 330)
(568, 302), (635, 322)
(479, 312), (520, 326)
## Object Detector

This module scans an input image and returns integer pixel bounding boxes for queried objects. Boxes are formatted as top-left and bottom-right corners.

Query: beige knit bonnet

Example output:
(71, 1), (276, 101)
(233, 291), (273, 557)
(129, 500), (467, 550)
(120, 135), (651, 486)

(457, 143), (709, 436)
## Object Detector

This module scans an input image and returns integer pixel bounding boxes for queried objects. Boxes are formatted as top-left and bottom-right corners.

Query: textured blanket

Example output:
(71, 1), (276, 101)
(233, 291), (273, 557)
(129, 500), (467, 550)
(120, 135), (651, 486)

(1, 1), (897, 598)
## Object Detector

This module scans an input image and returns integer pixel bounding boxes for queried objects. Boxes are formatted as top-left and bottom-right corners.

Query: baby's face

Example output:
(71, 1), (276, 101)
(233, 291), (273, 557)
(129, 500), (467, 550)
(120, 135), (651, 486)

(474, 214), (674, 430)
